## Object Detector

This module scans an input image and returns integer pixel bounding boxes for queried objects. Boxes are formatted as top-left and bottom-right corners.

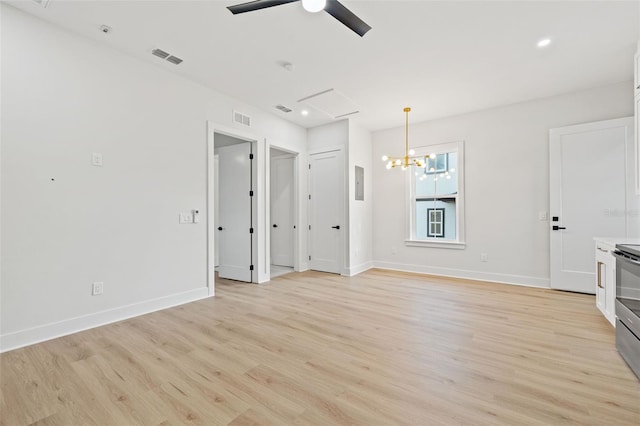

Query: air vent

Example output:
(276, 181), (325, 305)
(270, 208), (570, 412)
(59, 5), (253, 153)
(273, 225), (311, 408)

(152, 49), (170, 59)
(31, 0), (51, 7)
(233, 111), (251, 127)
(275, 105), (292, 113)
(151, 48), (183, 65)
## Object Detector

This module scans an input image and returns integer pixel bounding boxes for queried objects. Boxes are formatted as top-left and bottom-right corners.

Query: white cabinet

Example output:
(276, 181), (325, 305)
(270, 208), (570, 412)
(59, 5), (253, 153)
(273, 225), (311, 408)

(595, 240), (616, 326)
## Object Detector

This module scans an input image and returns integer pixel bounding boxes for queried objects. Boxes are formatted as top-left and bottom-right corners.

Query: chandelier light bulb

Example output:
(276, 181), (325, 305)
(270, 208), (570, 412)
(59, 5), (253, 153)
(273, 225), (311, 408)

(446, 175), (451, 179)
(395, 159), (401, 166)
(382, 155), (388, 161)
(429, 153), (436, 159)
(302, 0), (326, 13)
(386, 163), (392, 170)
(450, 168), (455, 173)
(409, 149), (415, 156)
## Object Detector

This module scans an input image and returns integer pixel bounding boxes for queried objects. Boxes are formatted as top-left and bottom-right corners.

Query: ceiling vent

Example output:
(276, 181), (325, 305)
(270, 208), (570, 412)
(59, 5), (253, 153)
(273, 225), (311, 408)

(31, 0), (51, 7)
(152, 48), (170, 59)
(166, 55), (183, 65)
(233, 111), (251, 127)
(151, 48), (182, 65)
(275, 104), (292, 113)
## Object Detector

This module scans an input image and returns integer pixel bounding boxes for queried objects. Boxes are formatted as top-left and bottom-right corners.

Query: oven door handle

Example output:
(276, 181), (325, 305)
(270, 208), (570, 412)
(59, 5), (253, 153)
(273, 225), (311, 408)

(612, 251), (640, 266)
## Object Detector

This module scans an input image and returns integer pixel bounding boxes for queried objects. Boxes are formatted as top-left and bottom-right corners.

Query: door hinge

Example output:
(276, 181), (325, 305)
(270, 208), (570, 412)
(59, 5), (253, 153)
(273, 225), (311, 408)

(250, 265), (254, 271)
(249, 153), (254, 160)
(309, 255), (311, 261)
(249, 227), (254, 234)
(308, 225), (311, 230)
(308, 194), (311, 200)
(308, 164), (311, 169)
(249, 190), (254, 197)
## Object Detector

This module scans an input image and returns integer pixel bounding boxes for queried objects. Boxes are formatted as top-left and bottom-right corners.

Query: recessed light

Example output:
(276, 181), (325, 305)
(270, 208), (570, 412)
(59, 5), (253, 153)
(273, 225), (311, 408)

(301, 110), (309, 116)
(537, 38), (551, 48)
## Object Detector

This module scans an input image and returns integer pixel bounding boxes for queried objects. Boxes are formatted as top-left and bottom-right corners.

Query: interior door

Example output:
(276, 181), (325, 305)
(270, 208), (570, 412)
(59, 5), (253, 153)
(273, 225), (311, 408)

(271, 154), (294, 267)
(217, 142), (252, 282)
(309, 149), (343, 274)
(549, 117), (632, 293)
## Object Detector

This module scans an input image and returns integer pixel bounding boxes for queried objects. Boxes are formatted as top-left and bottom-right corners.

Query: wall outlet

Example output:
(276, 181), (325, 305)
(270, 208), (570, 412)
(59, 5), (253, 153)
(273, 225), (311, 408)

(480, 253), (488, 262)
(92, 152), (103, 167)
(92, 282), (104, 296)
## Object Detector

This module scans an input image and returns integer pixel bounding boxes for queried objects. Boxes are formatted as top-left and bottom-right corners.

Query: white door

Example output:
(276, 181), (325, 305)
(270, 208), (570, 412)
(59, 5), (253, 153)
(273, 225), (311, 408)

(309, 149), (343, 274)
(217, 143), (252, 282)
(550, 117), (632, 293)
(271, 155), (294, 267)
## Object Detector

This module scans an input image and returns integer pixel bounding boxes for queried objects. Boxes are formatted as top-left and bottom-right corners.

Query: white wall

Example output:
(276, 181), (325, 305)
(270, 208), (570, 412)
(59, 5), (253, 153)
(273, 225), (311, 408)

(307, 121), (349, 274)
(306, 120), (374, 275)
(0, 5), (306, 351)
(347, 121), (373, 275)
(372, 81), (635, 287)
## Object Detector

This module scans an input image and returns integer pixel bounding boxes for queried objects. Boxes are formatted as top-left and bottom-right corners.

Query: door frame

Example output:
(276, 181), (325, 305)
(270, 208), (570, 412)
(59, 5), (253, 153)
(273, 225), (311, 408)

(207, 121), (265, 292)
(268, 145), (300, 276)
(308, 146), (346, 275)
(549, 116), (633, 292)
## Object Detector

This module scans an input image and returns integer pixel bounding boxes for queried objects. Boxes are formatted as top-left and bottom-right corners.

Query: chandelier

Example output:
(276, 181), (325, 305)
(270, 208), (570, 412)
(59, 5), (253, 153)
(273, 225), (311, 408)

(381, 107), (435, 170)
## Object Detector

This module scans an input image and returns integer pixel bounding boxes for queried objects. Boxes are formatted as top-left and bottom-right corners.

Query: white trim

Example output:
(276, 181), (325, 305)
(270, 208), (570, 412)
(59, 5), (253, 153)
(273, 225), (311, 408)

(346, 261), (374, 276)
(268, 143), (301, 276)
(407, 140), (465, 247)
(373, 261), (549, 288)
(208, 121), (266, 284)
(206, 122), (215, 296)
(0, 287), (210, 353)
(404, 240), (466, 249)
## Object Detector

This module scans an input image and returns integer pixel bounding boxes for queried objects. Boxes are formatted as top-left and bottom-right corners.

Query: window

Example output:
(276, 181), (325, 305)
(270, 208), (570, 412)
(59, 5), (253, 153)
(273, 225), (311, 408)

(407, 141), (465, 249)
(427, 208), (444, 237)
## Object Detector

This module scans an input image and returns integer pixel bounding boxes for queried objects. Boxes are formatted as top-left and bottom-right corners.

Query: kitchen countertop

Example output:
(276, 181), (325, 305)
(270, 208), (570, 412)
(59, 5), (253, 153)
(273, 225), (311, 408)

(593, 237), (640, 246)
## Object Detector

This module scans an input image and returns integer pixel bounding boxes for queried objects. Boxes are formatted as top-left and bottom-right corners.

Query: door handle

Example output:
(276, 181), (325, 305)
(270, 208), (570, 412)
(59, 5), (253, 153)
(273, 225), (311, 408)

(273, 224), (278, 228)
(218, 226), (223, 231)
(552, 226), (566, 231)
(597, 261), (604, 289)
(332, 225), (340, 230)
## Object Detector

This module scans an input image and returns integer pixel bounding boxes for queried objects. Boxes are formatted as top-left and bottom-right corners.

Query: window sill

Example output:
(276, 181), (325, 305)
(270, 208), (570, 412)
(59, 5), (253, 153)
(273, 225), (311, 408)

(405, 239), (466, 250)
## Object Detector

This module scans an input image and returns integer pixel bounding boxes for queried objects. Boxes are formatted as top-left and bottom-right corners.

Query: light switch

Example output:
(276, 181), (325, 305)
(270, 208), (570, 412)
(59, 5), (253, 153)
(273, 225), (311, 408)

(179, 213), (193, 224)
(92, 152), (103, 167)
(192, 209), (201, 223)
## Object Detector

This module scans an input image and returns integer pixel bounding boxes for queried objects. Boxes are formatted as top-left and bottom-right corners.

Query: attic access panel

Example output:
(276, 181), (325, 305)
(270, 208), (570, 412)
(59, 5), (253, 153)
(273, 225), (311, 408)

(298, 89), (359, 119)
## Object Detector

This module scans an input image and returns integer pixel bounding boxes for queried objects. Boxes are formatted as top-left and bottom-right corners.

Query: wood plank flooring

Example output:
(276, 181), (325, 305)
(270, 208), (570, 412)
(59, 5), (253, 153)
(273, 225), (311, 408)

(1, 269), (639, 425)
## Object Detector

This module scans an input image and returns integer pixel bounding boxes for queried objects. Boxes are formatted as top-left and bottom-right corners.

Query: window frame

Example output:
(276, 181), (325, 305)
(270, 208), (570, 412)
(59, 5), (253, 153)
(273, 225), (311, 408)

(427, 208), (445, 238)
(406, 141), (465, 249)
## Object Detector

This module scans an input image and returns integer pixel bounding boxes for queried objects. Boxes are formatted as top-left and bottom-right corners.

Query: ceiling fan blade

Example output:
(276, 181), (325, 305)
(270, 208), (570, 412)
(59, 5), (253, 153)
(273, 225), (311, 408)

(227, 0), (299, 15)
(324, 0), (371, 37)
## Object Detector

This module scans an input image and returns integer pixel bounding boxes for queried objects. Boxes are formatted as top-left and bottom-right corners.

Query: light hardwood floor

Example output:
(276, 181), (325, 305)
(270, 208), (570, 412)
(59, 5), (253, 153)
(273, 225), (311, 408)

(1, 269), (639, 425)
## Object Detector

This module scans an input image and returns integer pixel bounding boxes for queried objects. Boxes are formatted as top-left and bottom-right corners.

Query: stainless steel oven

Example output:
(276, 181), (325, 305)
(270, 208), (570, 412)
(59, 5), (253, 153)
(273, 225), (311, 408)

(613, 244), (640, 379)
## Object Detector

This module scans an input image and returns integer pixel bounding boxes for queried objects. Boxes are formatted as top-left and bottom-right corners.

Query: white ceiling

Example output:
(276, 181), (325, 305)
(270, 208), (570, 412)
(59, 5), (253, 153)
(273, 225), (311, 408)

(8, 0), (639, 131)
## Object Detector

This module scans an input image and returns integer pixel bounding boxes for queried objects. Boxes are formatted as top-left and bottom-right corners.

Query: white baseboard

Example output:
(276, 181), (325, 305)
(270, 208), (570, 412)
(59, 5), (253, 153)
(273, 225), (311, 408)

(345, 261), (374, 277)
(0, 287), (211, 353)
(373, 261), (550, 289)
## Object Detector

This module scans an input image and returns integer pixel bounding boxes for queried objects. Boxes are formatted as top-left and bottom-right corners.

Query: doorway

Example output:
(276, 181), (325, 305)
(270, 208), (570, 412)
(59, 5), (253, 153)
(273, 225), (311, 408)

(309, 148), (344, 274)
(549, 117), (633, 293)
(270, 148), (296, 278)
(214, 132), (256, 283)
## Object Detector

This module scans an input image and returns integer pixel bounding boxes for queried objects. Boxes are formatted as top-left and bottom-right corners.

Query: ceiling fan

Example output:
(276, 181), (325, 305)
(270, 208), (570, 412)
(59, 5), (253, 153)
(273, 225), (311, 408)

(226, 0), (372, 37)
